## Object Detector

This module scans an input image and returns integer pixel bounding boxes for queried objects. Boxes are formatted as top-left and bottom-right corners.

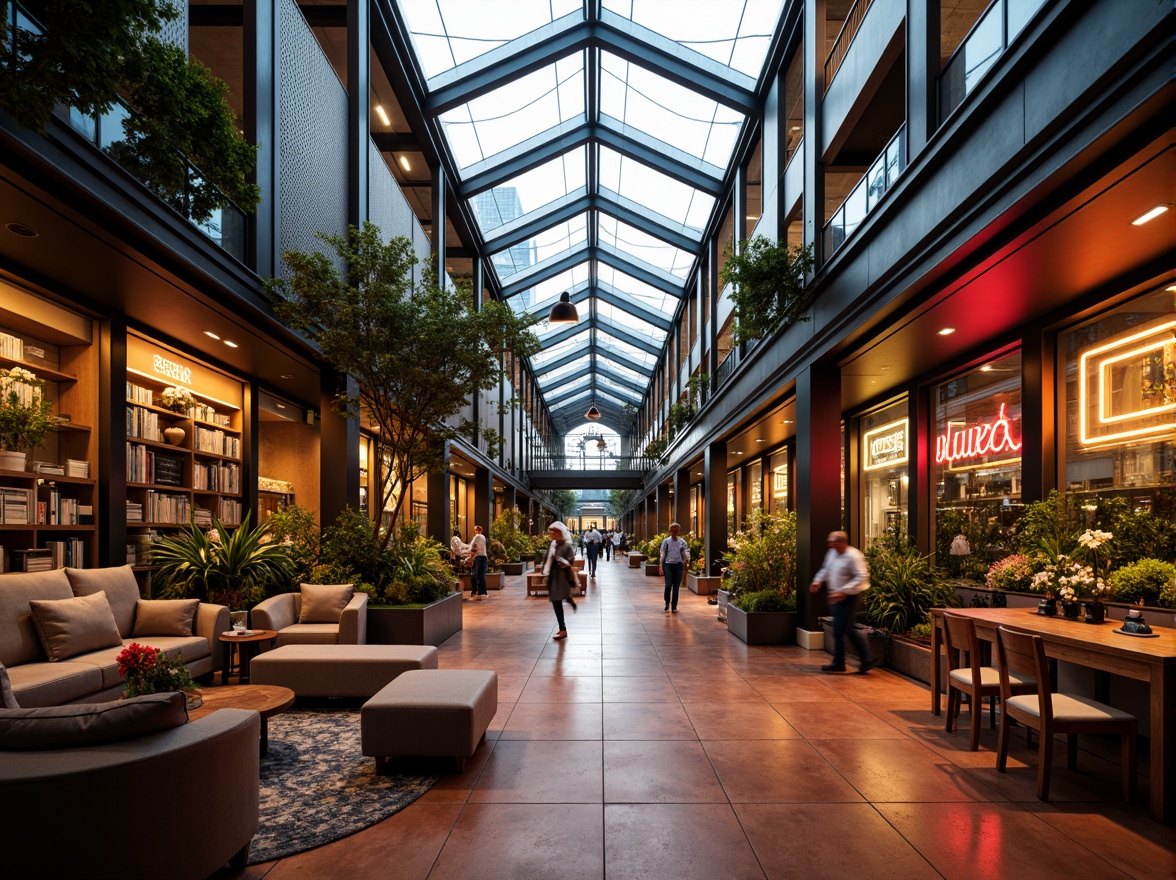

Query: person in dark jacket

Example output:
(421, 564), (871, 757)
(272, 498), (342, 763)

(543, 521), (578, 640)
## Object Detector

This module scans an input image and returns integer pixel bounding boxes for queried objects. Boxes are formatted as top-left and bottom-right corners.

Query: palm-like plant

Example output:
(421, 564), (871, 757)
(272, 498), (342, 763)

(154, 512), (293, 608)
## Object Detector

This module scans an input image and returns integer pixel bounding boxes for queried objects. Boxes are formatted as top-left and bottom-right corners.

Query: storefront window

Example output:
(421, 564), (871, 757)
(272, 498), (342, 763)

(860, 400), (909, 545)
(727, 469), (738, 534)
(1061, 289), (1174, 505)
(748, 460), (763, 514)
(690, 485), (699, 534)
(770, 451), (789, 513)
(932, 350), (1023, 557)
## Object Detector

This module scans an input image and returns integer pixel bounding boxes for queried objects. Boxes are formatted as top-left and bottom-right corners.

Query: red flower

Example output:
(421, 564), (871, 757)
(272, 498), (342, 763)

(116, 642), (161, 679)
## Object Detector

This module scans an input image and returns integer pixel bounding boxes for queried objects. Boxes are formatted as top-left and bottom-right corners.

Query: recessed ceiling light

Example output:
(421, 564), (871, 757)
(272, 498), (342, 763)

(979, 364), (993, 372)
(280, 373), (294, 379)
(398, 155), (411, 172)
(696, 472), (703, 476)
(203, 330), (221, 340)
(275, 403), (286, 409)
(223, 340), (239, 348)
(1131, 205), (1168, 226)
(790, 125), (801, 132)
(375, 104), (391, 127)
(1165, 285), (1176, 293)
(938, 327), (956, 336)
(4, 221), (38, 237)
(756, 438), (765, 442)
(782, 419), (793, 424)
(736, 451), (744, 454)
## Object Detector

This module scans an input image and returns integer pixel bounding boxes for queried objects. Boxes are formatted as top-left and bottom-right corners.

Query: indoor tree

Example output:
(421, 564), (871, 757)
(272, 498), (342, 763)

(718, 236), (814, 343)
(271, 222), (539, 550)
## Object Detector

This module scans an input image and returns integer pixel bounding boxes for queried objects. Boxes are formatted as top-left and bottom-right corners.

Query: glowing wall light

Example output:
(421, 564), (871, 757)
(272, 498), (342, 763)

(1078, 319), (1176, 446)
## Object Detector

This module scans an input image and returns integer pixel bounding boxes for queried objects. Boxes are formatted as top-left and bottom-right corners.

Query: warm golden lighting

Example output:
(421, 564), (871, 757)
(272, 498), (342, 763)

(862, 418), (908, 471)
(1131, 205), (1169, 226)
(938, 327), (956, 336)
(1078, 319), (1176, 445)
(398, 155), (411, 172)
(375, 104), (391, 127)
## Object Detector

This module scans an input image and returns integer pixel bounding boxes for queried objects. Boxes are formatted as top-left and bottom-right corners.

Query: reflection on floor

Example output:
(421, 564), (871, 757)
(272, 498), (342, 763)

(221, 558), (1174, 880)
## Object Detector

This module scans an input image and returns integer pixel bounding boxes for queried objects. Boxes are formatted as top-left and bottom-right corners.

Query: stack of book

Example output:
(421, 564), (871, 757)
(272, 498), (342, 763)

(126, 500), (144, 523)
(0, 331), (24, 359)
(14, 548), (54, 572)
(42, 539), (85, 568)
(66, 459), (89, 478)
(31, 460), (65, 475)
(0, 487), (32, 524)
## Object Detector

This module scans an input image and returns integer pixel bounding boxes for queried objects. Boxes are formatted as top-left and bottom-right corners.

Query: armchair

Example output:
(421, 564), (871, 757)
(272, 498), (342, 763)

(251, 585), (368, 646)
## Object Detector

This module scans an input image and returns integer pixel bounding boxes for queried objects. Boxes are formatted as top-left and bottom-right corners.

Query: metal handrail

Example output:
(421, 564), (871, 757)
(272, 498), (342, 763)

(824, 0), (876, 90)
(822, 124), (905, 259)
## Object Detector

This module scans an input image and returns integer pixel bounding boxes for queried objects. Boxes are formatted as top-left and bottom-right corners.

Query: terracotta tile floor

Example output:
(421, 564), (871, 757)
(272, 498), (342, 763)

(223, 559), (1174, 880)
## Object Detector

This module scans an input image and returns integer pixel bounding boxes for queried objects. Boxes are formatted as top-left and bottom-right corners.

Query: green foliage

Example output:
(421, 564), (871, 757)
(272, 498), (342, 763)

(732, 588), (796, 613)
(907, 621), (934, 642)
(717, 236), (814, 343)
(984, 554), (1039, 593)
(1014, 490), (1078, 557)
(935, 503), (1013, 580)
(380, 528), (453, 605)
(666, 401), (693, 437)
(154, 513), (293, 609)
(487, 540), (508, 570)
(864, 527), (960, 634)
(1108, 504), (1176, 565)
(317, 507), (384, 588)
(644, 436), (668, 462)
(490, 508), (531, 561)
(262, 504), (319, 590)
(608, 489), (635, 517)
(685, 532), (706, 573)
(112, 38), (260, 221)
(0, 368), (58, 452)
(721, 510), (798, 600)
(551, 489), (578, 518)
(1108, 559), (1176, 607)
(271, 224), (540, 544)
(635, 533), (668, 559)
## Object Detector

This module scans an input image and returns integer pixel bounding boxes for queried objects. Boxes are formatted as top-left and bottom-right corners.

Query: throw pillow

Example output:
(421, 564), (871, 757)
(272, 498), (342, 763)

(298, 583), (355, 624)
(0, 662), (18, 708)
(28, 591), (123, 662)
(0, 692), (187, 750)
(132, 599), (200, 637)
(64, 566), (143, 638)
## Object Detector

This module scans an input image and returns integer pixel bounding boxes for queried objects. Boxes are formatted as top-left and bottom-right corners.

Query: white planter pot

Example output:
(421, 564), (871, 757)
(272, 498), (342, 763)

(0, 450), (27, 472)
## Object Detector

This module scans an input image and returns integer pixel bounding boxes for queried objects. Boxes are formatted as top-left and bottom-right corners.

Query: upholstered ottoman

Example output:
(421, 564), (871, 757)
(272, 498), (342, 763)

(249, 644), (438, 698)
(361, 669), (498, 772)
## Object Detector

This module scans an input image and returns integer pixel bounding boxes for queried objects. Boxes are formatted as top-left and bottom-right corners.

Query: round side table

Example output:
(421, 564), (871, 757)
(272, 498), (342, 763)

(218, 629), (278, 686)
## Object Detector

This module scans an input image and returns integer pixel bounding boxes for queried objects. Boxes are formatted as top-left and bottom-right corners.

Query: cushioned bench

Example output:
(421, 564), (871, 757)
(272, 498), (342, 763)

(361, 669), (497, 773)
(249, 644), (438, 698)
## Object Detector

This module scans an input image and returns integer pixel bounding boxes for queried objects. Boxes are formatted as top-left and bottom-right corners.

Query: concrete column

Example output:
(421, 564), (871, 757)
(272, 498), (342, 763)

(426, 443), (450, 545)
(472, 466), (493, 537)
(704, 440), (728, 575)
(795, 363), (842, 630)
(243, 0), (279, 276)
(320, 367), (360, 527)
(657, 483), (672, 532)
(346, 0), (369, 232)
(673, 467), (691, 530)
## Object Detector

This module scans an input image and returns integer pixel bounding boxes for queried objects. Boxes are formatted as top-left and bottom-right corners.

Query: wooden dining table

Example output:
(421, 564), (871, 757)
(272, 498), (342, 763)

(929, 606), (1176, 824)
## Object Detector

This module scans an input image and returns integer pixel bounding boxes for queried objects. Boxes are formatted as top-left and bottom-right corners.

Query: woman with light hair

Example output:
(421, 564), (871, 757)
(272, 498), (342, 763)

(542, 521), (578, 640)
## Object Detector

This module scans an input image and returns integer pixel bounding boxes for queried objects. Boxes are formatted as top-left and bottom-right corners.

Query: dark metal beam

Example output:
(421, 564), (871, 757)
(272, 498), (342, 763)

(536, 322), (590, 350)
(592, 282), (672, 330)
(594, 318), (661, 356)
(500, 248), (588, 298)
(595, 244), (685, 296)
(371, 131), (422, 152)
(191, 4), (242, 27)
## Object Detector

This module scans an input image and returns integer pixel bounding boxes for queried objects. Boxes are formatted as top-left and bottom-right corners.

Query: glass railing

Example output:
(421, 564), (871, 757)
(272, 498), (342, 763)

(823, 125), (906, 258)
(825, 0), (876, 89)
(938, 0), (1048, 122)
(529, 454), (651, 472)
(7, 3), (247, 262)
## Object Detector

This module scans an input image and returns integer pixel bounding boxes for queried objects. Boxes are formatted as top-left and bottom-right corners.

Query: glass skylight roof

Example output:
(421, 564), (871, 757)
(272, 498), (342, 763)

(394, 0), (778, 434)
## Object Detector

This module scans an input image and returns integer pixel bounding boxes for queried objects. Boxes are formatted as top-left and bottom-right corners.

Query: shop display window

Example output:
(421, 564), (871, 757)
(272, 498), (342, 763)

(1061, 288), (1174, 505)
(690, 485), (699, 534)
(860, 400), (909, 545)
(727, 469), (738, 534)
(748, 460), (763, 514)
(770, 451), (789, 513)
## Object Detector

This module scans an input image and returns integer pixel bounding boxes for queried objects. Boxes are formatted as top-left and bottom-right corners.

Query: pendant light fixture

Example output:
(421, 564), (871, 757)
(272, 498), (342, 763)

(585, 405), (602, 420)
(547, 290), (578, 324)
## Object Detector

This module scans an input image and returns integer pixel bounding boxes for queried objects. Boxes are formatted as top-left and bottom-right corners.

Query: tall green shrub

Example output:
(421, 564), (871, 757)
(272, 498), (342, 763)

(865, 527), (960, 633)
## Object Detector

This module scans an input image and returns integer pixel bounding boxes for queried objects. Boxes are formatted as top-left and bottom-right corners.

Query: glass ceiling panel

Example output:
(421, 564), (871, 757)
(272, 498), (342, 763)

(440, 54), (585, 169)
(598, 146), (713, 234)
(598, 355), (652, 383)
(530, 334), (588, 368)
(595, 301), (666, 344)
(551, 388), (593, 407)
(492, 214), (588, 279)
(399, 0), (583, 79)
(599, 51), (744, 167)
(600, 0), (782, 78)
(470, 148), (588, 236)
(508, 265), (590, 314)
(597, 331), (659, 369)
(598, 216), (693, 277)
(598, 266), (679, 317)
(536, 360), (590, 387)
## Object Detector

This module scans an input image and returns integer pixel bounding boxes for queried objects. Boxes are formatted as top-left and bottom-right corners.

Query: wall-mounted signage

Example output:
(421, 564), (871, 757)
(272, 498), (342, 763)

(935, 403), (1022, 468)
(1079, 319), (1176, 446)
(152, 354), (192, 386)
(863, 419), (908, 471)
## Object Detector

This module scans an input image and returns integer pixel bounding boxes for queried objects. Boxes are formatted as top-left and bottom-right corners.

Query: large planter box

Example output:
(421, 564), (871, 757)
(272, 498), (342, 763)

(367, 591), (463, 646)
(644, 561), (661, 577)
(885, 635), (947, 688)
(687, 572), (722, 595)
(485, 571), (504, 590)
(717, 588), (731, 622)
(818, 616), (888, 664)
(502, 561), (527, 576)
(726, 606), (797, 645)
(628, 554), (645, 568)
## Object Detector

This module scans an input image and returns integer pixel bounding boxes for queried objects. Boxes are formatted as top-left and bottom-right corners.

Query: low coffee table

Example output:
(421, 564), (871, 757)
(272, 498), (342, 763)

(188, 684), (294, 755)
(219, 629), (278, 685)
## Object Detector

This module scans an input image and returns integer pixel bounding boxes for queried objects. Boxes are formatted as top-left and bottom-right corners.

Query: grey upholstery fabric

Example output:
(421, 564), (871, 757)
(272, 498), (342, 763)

(362, 669), (498, 760)
(0, 692), (188, 750)
(0, 570), (73, 666)
(65, 566), (142, 638)
(251, 644), (438, 697)
(28, 592), (122, 662)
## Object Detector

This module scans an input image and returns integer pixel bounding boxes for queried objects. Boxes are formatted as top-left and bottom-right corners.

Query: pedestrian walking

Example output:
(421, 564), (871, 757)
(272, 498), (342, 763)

(809, 530), (875, 673)
(543, 521), (578, 640)
(584, 524), (603, 576)
(466, 524), (488, 600)
(658, 522), (690, 613)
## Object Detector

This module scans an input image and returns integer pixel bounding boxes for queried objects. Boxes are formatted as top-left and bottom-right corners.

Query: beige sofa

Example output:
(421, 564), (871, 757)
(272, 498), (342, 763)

(0, 567), (228, 707)
(0, 707), (259, 879)
(251, 585), (368, 646)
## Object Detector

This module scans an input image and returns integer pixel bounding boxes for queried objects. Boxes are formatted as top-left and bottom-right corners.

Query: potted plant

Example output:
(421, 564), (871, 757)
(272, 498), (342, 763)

(152, 512), (293, 610)
(718, 235), (814, 343)
(721, 510), (799, 644)
(116, 642), (201, 708)
(485, 539), (508, 590)
(491, 508), (531, 575)
(685, 532), (721, 594)
(0, 367), (58, 470)
(640, 533), (668, 576)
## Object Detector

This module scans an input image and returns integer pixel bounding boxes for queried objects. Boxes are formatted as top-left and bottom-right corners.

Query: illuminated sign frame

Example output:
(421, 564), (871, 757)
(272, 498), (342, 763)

(935, 403), (1023, 471)
(862, 418), (908, 471)
(1078, 319), (1176, 446)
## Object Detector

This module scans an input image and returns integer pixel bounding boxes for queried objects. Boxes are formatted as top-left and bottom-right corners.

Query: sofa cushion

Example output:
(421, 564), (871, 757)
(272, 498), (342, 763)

(0, 692), (188, 750)
(65, 566), (142, 638)
(72, 637), (212, 690)
(6, 661), (106, 708)
(0, 569), (74, 667)
(28, 592), (123, 662)
(298, 584), (354, 624)
(275, 624), (342, 647)
(132, 599), (200, 638)
(0, 662), (18, 708)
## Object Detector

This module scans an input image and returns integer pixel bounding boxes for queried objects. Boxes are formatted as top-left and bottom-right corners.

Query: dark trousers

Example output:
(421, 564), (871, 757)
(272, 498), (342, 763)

(551, 598), (566, 630)
(663, 562), (684, 610)
(604, 542), (612, 560)
(586, 543), (599, 574)
(830, 592), (873, 667)
(471, 555), (488, 595)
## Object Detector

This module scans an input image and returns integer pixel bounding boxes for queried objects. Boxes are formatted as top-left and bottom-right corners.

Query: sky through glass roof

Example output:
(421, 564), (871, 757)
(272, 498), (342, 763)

(394, 0), (783, 435)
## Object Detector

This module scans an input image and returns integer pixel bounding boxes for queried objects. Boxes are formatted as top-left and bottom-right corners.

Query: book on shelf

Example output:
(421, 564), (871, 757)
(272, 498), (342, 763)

(31, 460), (65, 475)
(13, 548), (54, 572)
(0, 331), (23, 360)
(152, 455), (184, 487)
(126, 381), (154, 407)
(126, 501), (144, 523)
(66, 459), (90, 478)
(0, 487), (33, 524)
(78, 504), (93, 526)
(42, 538), (85, 569)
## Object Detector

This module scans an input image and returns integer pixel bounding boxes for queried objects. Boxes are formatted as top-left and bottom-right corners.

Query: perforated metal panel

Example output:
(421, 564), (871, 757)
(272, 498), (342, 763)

(368, 140), (417, 241)
(158, 4), (188, 51)
(278, 0), (347, 277)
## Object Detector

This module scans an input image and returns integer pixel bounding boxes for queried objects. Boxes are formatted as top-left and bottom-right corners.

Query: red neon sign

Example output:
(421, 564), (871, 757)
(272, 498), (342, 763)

(935, 403), (1022, 466)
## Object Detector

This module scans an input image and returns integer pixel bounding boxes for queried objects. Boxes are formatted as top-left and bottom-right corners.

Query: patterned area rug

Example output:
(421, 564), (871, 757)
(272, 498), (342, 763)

(251, 709), (437, 864)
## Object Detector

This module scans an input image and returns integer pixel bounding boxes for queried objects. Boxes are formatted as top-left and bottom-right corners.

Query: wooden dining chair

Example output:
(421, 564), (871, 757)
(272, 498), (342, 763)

(995, 624), (1137, 802)
(942, 612), (1036, 750)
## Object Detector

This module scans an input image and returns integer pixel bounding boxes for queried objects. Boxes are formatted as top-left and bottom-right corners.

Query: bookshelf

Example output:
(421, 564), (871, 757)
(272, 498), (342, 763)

(125, 335), (243, 565)
(0, 299), (98, 572)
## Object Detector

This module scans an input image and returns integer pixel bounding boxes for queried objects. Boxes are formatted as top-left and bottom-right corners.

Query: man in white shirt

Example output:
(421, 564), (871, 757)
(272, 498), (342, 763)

(658, 523), (690, 613)
(584, 525), (603, 576)
(466, 525), (488, 600)
(810, 531), (875, 673)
